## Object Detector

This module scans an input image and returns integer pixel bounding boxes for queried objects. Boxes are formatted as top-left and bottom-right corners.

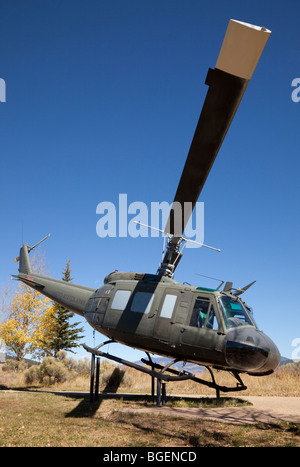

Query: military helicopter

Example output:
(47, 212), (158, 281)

(13, 20), (281, 399)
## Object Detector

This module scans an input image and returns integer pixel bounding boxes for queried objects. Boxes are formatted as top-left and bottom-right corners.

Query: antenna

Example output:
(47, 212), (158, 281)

(195, 273), (225, 290)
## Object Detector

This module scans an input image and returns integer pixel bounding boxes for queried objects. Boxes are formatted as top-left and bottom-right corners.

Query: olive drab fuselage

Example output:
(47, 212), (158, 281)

(85, 272), (225, 366)
(83, 271), (280, 375)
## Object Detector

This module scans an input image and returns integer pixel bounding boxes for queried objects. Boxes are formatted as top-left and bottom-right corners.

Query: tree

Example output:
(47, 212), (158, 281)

(0, 251), (55, 361)
(42, 260), (84, 357)
(0, 280), (11, 324)
(0, 283), (55, 360)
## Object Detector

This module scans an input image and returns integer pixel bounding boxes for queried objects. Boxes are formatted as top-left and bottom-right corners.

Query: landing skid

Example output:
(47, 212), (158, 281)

(83, 341), (247, 406)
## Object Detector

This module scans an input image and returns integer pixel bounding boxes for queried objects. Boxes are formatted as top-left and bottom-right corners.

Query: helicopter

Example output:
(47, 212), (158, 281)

(13, 19), (281, 398)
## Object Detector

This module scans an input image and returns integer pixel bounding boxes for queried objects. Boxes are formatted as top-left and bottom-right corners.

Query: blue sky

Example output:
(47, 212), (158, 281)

(0, 0), (299, 362)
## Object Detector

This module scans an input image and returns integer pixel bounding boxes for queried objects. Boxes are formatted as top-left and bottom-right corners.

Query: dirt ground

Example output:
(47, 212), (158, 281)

(117, 395), (300, 425)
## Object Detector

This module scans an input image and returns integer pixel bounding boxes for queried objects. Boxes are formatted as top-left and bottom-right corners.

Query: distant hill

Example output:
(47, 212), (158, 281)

(136, 355), (295, 373)
(279, 356), (295, 366)
(136, 356), (205, 374)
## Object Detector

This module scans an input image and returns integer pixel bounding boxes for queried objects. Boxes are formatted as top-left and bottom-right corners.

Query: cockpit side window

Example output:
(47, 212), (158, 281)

(189, 298), (220, 330)
(189, 299), (210, 328)
(96, 297), (109, 313)
(205, 304), (218, 330)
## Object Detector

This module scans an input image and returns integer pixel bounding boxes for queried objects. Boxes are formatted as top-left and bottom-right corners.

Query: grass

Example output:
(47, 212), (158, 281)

(0, 358), (299, 447)
(1, 357), (300, 397)
(50, 360), (300, 397)
(90, 393), (252, 408)
(0, 391), (299, 447)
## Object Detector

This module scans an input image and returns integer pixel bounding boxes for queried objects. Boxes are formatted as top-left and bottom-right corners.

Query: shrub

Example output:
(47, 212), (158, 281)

(56, 351), (67, 361)
(39, 357), (68, 385)
(74, 357), (90, 376)
(24, 357), (68, 385)
(2, 359), (28, 373)
(287, 360), (300, 376)
(55, 351), (90, 375)
(24, 365), (40, 385)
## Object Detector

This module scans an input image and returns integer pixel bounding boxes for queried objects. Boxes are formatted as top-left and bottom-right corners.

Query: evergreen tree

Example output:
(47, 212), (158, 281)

(43, 260), (84, 357)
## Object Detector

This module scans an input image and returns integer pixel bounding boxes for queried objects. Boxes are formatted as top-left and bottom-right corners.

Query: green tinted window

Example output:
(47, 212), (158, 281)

(219, 296), (255, 329)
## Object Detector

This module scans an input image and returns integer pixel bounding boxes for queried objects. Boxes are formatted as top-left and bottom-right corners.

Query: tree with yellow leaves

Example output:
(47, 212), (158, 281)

(0, 250), (57, 361)
(0, 282), (56, 360)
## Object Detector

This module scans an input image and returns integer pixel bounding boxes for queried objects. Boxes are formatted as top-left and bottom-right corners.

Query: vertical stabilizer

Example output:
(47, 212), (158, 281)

(14, 234), (50, 274)
(17, 245), (32, 274)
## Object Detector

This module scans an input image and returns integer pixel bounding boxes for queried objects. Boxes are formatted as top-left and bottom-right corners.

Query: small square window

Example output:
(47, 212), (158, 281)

(160, 294), (177, 319)
(111, 290), (131, 310)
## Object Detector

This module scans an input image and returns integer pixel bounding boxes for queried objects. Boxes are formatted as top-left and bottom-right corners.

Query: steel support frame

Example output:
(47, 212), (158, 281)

(89, 351), (101, 402)
(83, 342), (247, 405)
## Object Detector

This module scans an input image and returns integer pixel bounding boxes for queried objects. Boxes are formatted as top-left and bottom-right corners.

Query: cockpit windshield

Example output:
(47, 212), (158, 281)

(219, 296), (256, 330)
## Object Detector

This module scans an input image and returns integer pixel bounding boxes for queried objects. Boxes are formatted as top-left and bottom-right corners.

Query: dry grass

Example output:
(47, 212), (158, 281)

(87, 361), (300, 398)
(0, 391), (299, 447)
(0, 360), (299, 447)
(164, 364), (300, 397)
(1, 359), (299, 397)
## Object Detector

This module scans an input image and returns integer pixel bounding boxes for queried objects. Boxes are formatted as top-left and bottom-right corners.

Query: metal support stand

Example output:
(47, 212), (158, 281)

(206, 366), (220, 398)
(156, 379), (161, 406)
(89, 352), (101, 402)
(162, 382), (166, 406)
(151, 372), (155, 398)
(83, 342), (247, 405)
(145, 352), (156, 398)
(95, 357), (100, 400)
(89, 352), (95, 402)
(156, 380), (166, 407)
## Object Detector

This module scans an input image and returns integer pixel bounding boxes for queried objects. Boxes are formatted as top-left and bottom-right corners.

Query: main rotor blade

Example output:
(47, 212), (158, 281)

(165, 20), (271, 237)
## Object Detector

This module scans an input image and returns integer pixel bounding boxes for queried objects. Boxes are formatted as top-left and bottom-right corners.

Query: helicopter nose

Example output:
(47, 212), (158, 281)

(225, 327), (281, 375)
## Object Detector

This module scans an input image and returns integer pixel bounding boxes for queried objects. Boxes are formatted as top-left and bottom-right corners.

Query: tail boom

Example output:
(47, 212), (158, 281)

(13, 244), (94, 317)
